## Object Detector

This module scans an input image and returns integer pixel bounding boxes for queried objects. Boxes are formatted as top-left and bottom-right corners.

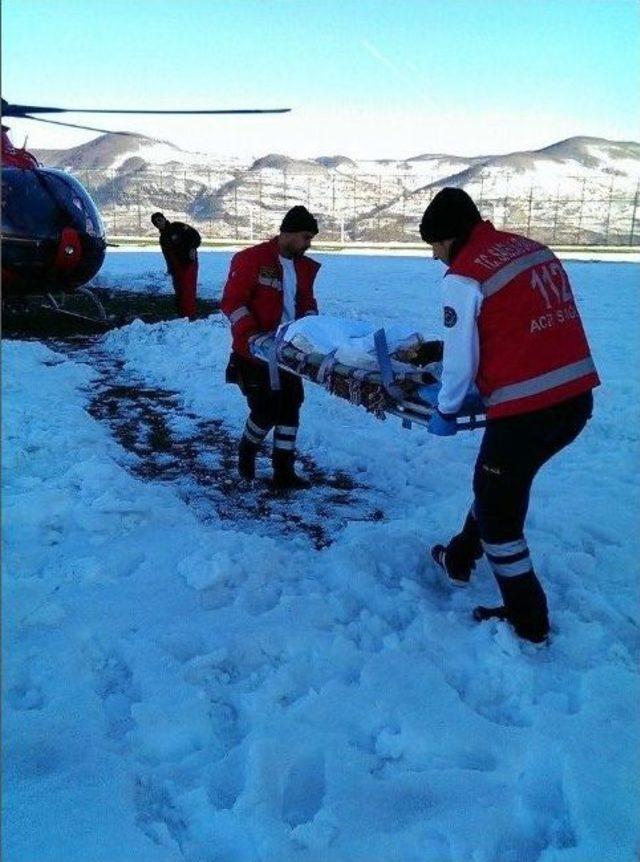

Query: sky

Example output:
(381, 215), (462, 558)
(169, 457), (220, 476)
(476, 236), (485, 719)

(2, 0), (640, 161)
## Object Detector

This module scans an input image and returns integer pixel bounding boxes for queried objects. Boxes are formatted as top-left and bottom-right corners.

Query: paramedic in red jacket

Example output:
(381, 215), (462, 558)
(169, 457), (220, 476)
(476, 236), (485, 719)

(221, 206), (320, 489)
(420, 188), (599, 643)
(151, 212), (200, 319)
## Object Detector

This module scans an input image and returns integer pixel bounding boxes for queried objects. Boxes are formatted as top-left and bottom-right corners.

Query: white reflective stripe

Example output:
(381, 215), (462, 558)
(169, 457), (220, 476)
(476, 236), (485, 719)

(247, 418), (269, 438)
(488, 557), (533, 577)
(316, 350), (337, 383)
(273, 439), (295, 450)
(481, 538), (528, 557)
(486, 357), (596, 407)
(243, 427), (263, 445)
(480, 248), (556, 298)
(275, 425), (298, 436)
(258, 276), (282, 289)
(229, 306), (251, 325)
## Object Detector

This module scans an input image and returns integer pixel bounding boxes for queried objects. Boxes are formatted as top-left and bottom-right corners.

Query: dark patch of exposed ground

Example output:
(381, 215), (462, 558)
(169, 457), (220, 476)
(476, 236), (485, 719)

(46, 333), (385, 549)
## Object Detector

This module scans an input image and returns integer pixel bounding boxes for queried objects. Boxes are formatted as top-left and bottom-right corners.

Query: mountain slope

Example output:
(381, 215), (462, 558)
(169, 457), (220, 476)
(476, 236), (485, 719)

(31, 134), (640, 244)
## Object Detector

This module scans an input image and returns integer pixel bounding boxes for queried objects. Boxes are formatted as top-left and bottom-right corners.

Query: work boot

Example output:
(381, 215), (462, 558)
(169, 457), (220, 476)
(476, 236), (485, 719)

(431, 512), (483, 587)
(474, 572), (550, 644)
(238, 436), (258, 480)
(473, 605), (509, 623)
(272, 449), (311, 490)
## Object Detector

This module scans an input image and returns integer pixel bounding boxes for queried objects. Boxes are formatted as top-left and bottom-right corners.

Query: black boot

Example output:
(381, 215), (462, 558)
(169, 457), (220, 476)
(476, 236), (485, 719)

(272, 449), (310, 490)
(474, 571), (550, 643)
(432, 511), (483, 587)
(238, 436), (258, 480)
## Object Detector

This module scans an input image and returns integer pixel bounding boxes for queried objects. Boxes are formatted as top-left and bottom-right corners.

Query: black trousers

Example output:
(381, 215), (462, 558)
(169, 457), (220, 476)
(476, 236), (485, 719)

(473, 391), (593, 544)
(231, 352), (304, 437)
(461, 390), (593, 638)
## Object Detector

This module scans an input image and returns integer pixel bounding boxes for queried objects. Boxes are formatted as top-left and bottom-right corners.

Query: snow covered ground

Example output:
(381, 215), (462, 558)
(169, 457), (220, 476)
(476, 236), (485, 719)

(2, 251), (639, 861)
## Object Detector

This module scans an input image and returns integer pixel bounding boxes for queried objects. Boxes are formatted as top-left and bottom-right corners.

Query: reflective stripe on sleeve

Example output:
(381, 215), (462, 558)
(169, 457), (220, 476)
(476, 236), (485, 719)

(480, 248), (556, 298)
(257, 276), (282, 288)
(486, 357), (597, 407)
(228, 306), (251, 325)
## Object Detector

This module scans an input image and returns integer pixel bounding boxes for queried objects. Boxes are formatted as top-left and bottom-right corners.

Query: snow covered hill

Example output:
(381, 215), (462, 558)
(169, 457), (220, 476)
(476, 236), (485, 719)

(32, 135), (640, 243)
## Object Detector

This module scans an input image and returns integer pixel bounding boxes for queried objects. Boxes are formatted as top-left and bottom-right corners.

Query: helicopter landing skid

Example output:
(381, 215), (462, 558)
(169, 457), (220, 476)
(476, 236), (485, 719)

(45, 286), (107, 322)
(2, 289), (112, 338)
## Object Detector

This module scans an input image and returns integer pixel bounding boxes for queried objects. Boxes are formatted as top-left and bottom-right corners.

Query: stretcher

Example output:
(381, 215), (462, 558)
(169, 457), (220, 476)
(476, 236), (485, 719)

(249, 319), (486, 432)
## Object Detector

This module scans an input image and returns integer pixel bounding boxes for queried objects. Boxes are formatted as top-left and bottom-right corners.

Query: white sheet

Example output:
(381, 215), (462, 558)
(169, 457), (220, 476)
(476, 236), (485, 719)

(279, 315), (427, 371)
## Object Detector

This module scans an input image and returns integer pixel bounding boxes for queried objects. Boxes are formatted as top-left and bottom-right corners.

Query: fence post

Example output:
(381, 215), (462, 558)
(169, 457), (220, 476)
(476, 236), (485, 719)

(501, 177), (510, 231)
(552, 184), (560, 245)
(332, 174), (336, 241)
(629, 182), (640, 246)
(603, 177), (615, 245)
(207, 169), (212, 239)
(111, 168), (117, 235)
(234, 184), (238, 239)
(526, 185), (534, 237)
(352, 175), (357, 242)
(576, 178), (586, 245)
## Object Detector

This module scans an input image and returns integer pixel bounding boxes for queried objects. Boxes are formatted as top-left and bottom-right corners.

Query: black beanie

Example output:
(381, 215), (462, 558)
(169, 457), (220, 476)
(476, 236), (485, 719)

(419, 187), (481, 242)
(280, 205), (318, 235)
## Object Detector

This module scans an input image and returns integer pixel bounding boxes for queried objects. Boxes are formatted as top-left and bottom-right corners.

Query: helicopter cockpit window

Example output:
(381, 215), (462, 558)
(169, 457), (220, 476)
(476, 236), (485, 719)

(1, 169), (59, 237)
(42, 170), (105, 238)
(1, 167), (105, 240)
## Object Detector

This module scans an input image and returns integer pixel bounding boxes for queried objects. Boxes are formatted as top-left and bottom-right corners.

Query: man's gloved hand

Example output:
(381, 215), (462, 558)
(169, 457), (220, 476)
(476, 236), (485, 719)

(427, 409), (458, 436)
(419, 382), (441, 406)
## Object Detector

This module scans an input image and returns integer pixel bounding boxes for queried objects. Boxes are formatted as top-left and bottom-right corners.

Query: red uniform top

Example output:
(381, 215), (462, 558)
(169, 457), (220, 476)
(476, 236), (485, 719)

(221, 237), (320, 360)
(448, 221), (599, 418)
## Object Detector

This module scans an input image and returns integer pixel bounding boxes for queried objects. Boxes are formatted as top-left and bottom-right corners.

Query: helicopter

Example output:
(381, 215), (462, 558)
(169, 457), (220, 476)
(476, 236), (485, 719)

(1, 97), (291, 328)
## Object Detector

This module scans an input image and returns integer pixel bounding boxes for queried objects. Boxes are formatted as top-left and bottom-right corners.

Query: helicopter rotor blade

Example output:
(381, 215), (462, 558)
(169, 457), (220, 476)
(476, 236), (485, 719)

(3, 99), (290, 116)
(20, 114), (147, 137)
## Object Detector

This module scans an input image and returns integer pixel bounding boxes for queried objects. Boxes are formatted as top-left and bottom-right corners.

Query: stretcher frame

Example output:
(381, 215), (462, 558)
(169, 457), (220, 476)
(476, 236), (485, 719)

(250, 327), (486, 432)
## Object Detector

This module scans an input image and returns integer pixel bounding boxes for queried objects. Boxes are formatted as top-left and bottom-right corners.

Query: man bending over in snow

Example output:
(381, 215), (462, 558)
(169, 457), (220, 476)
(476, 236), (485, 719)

(151, 211), (201, 320)
(221, 206), (321, 490)
(421, 187), (599, 643)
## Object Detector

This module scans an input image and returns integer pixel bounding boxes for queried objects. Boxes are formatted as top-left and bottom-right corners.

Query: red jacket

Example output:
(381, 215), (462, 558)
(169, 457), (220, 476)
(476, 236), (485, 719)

(448, 221), (599, 418)
(221, 237), (320, 359)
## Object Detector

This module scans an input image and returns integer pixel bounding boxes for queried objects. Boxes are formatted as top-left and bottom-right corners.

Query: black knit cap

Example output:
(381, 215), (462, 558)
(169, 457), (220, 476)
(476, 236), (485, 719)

(280, 205), (318, 235)
(419, 187), (481, 242)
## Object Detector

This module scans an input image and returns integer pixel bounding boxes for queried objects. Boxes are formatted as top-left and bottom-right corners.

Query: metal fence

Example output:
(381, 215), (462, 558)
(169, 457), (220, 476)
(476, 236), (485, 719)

(73, 166), (640, 246)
